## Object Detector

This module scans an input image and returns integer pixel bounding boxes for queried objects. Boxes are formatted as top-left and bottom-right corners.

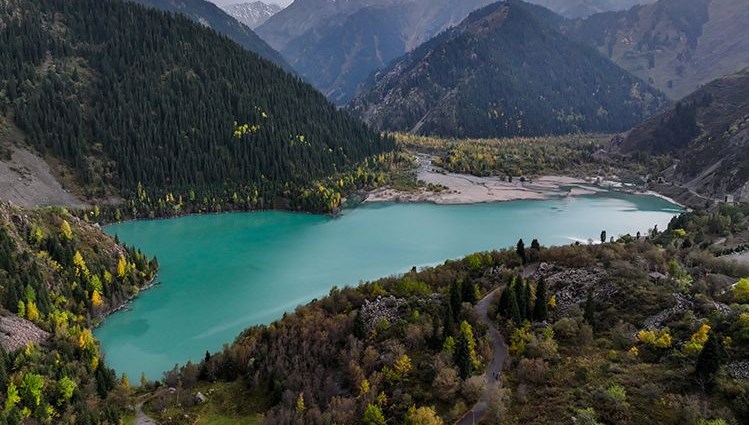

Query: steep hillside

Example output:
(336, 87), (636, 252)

(221, 1), (281, 28)
(257, 0), (496, 104)
(0, 202), (157, 423)
(614, 68), (749, 201)
(130, 0), (292, 72)
(527, 0), (653, 18)
(0, 0), (393, 215)
(349, 1), (667, 139)
(563, 0), (749, 99)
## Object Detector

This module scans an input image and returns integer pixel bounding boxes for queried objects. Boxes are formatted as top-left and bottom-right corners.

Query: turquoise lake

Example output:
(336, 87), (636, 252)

(96, 193), (681, 379)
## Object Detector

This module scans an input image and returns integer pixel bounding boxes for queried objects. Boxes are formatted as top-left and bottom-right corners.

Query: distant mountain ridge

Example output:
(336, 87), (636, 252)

(131, 0), (292, 72)
(256, 0), (497, 104)
(614, 68), (749, 201)
(221, 1), (281, 29)
(526, 0), (654, 18)
(561, 0), (749, 99)
(349, 1), (668, 139)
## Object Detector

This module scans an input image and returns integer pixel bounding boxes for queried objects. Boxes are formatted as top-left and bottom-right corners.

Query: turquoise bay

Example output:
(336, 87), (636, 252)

(96, 193), (681, 379)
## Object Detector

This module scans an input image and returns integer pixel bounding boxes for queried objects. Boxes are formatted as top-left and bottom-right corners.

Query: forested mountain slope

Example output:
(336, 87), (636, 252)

(256, 0), (496, 104)
(562, 0), (749, 99)
(349, 1), (667, 139)
(0, 202), (157, 423)
(130, 0), (292, 71)
(0, 0), (393, 215)
(613, 68), (749, 201)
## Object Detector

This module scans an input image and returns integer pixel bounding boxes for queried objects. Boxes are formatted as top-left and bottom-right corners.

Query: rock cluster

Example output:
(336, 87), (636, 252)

(360, 296), (406, 331)
(0, 314), (50, 352)
(642, 293), (695, 329)
(533, 263), (612, 314)
(726, 361), (749, 379)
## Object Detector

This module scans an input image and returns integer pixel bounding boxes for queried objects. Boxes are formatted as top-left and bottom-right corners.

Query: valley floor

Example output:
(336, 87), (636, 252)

(366, 153), (616, 205)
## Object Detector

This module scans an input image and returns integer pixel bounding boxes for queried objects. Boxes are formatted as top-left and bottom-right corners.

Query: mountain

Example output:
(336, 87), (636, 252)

(0, 0), (392, 214)
(221, 1), (281, 29)
(256, 0), (497, 104)
(613, 68), (749, 201)
(130, 0), (292, 72)
(562, 0), (749, 99)
(526, 0), (653, 18)
(349, 1), (668, 139)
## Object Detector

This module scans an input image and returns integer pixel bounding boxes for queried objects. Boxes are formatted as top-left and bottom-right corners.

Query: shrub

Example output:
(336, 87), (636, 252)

(734, 278), (749, 303)
(516, 358), (549, 385)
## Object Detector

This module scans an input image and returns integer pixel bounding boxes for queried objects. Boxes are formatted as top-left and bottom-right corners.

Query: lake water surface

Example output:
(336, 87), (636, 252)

(96, 193), (681, 379)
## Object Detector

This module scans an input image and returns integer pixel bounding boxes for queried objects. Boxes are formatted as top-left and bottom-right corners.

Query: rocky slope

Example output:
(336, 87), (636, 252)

(221, 1), (281, 29)
(562, 0), (749, 99)
(349, 1), (667, 138)
(613, 68), (749, 201)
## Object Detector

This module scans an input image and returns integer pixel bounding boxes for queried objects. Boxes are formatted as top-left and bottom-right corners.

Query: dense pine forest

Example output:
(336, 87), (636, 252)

(130, 0), (293, 72)
(0, 0), (393, 215)
(0, 202), (157, 424)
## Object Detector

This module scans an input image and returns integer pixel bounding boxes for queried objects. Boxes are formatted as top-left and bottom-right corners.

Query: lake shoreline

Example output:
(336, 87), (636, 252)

(363, 153), (685, 208)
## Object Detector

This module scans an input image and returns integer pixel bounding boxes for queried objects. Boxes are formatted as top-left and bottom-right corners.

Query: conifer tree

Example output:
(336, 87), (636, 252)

(584, 289), (596, 327)
(498, 285), (511, 318)
(696, 331), (725, 390)
(533, 278), (547, 321)
(515, 277), (529, 321)
(449, 281), (462, 321)
(509, 290), (522, 326)
(455, 323), (475, 379)
(461, 280), (477, 304)
(516, 239), (527, 264)
(353, 310), (366, 340)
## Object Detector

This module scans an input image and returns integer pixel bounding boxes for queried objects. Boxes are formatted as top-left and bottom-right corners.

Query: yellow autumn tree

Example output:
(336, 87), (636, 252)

(78, 328), (96, 351)
(684, 323), (711, 355)
(394, 354), (413, 376)
(91, 291), (103, 307)
(359, 379), (371, 396)
(60, 220), (73, 240)
(72, 251), (89, 277)
(117, 256), (127, 279)
(405, 406), (444, 425)
(734, 278), (749, 303)
(26, 301), (40, 322)
(637, 328), (672, 349)
(295, 393), (305, 414)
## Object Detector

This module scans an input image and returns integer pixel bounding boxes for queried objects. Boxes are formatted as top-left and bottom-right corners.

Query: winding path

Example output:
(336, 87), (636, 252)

(455, 288), (508, 425)
(135, 400), (157, 425)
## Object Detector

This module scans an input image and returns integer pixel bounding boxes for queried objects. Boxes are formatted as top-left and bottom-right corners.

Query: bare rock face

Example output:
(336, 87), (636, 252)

(532, 262), (613, 314)
(0, 314), (50, 352)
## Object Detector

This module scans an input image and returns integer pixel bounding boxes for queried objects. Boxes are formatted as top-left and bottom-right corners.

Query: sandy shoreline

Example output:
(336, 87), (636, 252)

(365, 154), (634, 205)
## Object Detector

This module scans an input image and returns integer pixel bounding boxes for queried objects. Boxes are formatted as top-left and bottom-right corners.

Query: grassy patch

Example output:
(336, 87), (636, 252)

(146, 380), (266, 425)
